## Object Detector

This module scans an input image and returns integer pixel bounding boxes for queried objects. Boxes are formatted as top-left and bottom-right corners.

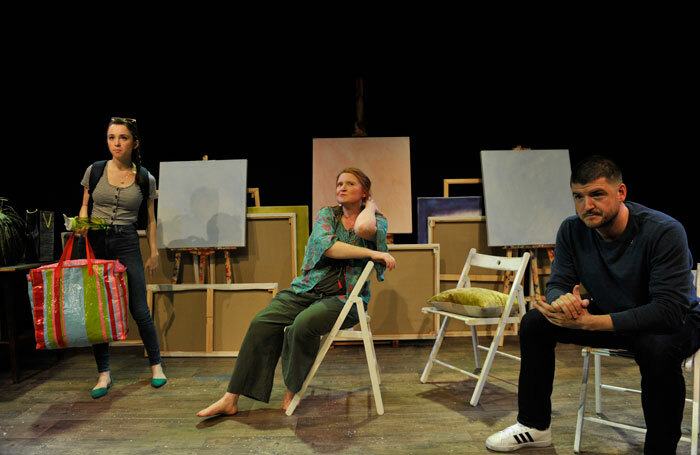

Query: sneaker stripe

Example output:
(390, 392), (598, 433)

(524, 432), (534, 443)
(513, 434), (522, 444)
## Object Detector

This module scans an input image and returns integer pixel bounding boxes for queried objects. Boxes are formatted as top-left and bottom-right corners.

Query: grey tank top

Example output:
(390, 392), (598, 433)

(81, 165), (157, 225)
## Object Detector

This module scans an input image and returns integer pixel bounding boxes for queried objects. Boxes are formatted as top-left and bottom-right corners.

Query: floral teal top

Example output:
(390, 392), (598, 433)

(290, 205), (389, 304)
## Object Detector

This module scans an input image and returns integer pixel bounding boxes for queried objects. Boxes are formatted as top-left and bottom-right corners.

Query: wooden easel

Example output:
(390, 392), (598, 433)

(168, 156), (261, 285)
(498, 146), (555, 305)
(443, 178), (482, 197)
(248, 188), (260, 207)
(502, 245), (554, 305)
(441, 146), (554, 339)
(171, 247), (232, 284)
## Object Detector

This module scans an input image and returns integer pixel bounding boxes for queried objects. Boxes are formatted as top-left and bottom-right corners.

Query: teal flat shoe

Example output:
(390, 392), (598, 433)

(91, 377), (113, 399)
(151, 378), (167, 388)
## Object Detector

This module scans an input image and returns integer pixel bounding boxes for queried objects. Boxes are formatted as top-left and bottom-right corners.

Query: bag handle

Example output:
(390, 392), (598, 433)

(59, 233), (95, 275)
(59, 233), (75, 263)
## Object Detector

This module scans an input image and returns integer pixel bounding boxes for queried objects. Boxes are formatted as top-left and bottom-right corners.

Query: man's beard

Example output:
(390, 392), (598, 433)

(583, 206), (619, 230)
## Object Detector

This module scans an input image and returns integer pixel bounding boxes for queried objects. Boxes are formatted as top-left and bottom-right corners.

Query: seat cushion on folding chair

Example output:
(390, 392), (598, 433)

(428, 287), (518, 318)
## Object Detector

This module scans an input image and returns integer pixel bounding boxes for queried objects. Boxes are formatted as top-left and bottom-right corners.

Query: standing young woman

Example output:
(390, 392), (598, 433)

(197, 167), (396, 417)
(76, 117), (166, 398)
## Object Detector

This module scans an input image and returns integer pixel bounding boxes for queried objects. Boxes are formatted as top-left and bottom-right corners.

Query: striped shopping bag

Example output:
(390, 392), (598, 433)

(27, 233), (129, 349)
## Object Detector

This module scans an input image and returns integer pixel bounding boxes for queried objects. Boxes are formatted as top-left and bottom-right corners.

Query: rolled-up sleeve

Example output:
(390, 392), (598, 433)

(373, 214), (389, 281)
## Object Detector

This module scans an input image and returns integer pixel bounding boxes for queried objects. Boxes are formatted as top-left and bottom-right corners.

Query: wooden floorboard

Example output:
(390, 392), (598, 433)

(0, 337), (695, 454)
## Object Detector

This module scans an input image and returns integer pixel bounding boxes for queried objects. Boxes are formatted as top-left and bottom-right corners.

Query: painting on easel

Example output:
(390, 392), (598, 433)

(312, 137), (413, 234)
(156, 159), (248, 249)
(480, 149), (575, 248)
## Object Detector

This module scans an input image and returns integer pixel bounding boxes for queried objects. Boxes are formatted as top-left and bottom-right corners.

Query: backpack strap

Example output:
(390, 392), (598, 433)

(137, 166), (150, 229)
(87, 160), (108, 219)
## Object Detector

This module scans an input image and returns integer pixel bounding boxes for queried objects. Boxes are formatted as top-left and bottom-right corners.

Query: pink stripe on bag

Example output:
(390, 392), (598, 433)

(114, 270), (128, 339)
(103, 264), (119, 340)
(110, 264), (127, 340)
(107, 265), (122, 339)
(94, 263), (108, 342)
(52, 268), (66, 348)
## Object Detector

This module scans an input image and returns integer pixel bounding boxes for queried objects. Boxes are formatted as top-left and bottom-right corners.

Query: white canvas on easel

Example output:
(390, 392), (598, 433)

(312, 137), (412, 234)
(156, 160), (248, 249)
(480, 149), (575, 247)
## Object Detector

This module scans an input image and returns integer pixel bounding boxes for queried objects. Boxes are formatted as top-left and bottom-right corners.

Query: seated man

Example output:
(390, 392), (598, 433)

(486, 155), (700, 454)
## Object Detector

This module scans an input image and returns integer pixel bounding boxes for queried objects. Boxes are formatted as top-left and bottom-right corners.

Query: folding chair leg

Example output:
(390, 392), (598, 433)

(594, 353), (602, 415)
(358, 305), (384, 415)
(574, 349), (592, 453)
(470, 324), (507, 406)
(692, 351), (699, 455)
(365, 329), (381, 385)
(471, 325), (481, 371)
(285, 333), (335, 416)
(421, 315), (449, 383)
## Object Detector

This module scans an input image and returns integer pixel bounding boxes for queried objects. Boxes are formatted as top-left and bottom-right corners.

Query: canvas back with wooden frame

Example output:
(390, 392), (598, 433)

(145, 283), (278, 357)
(420, 248), (530, 407)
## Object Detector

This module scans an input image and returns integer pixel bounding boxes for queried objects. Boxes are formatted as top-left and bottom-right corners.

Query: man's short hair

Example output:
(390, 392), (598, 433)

(571, 155), (623, 185)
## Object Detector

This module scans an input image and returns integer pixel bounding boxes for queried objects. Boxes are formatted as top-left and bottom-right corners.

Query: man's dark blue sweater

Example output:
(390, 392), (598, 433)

(546, 201), (698, 333)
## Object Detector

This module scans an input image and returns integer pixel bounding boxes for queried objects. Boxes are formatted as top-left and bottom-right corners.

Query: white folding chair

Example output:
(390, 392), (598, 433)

(285, 260), (383, 416)
(420, 248), (530, 406)
(574, 264), (700, 454)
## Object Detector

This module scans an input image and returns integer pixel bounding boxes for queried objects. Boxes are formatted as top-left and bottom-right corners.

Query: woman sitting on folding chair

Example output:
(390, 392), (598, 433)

(197, 167), (396, 417)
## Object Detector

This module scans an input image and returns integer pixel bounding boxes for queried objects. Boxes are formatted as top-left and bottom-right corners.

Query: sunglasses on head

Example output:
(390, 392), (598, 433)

(110, 117), (137, 125)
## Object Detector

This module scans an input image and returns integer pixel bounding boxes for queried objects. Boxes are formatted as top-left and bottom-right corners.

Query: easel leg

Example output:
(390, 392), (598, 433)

(500, 248), (515, 344)
(199, 254), (207, 284)
(192, 253), (200, 284)
(208, 253), (215, 284)
(503, 248), (514, 294)
(171, 252), (182, 284)
(529, 248), (541, 304)
(224, 250), (232, 284)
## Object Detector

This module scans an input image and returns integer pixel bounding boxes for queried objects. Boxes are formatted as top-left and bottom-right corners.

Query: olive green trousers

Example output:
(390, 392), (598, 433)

(226, 289), (361, 402)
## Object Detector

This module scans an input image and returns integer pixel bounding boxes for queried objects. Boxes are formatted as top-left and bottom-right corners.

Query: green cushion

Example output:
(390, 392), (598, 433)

(427, 287), (518, 318)
(428, 287), (515, 308)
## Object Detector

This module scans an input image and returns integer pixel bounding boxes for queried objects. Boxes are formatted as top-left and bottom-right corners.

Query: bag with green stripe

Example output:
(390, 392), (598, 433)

(27, 233), (129, 349)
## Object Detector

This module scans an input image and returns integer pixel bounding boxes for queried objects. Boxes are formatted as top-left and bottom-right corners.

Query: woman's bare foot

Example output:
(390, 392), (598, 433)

(151, 363), (167, 380)
(197, 392), (238, 417)
(93, 371), (112, 391)
(283, 389), (297, 411)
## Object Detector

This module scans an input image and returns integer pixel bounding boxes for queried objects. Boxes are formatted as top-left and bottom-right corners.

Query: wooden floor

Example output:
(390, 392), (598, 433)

(0, 337), (696, 454)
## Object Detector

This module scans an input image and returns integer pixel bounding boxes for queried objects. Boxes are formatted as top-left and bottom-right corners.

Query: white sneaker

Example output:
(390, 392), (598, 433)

(485, 422), (552, 452)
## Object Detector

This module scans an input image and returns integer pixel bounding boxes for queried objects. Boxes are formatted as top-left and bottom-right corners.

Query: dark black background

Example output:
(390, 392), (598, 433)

(5, 68), (697, 260)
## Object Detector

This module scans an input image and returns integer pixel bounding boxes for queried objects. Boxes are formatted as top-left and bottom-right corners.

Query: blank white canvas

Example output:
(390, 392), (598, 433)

(480, 149), (575, 247)
(157, 160), (248, 248)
